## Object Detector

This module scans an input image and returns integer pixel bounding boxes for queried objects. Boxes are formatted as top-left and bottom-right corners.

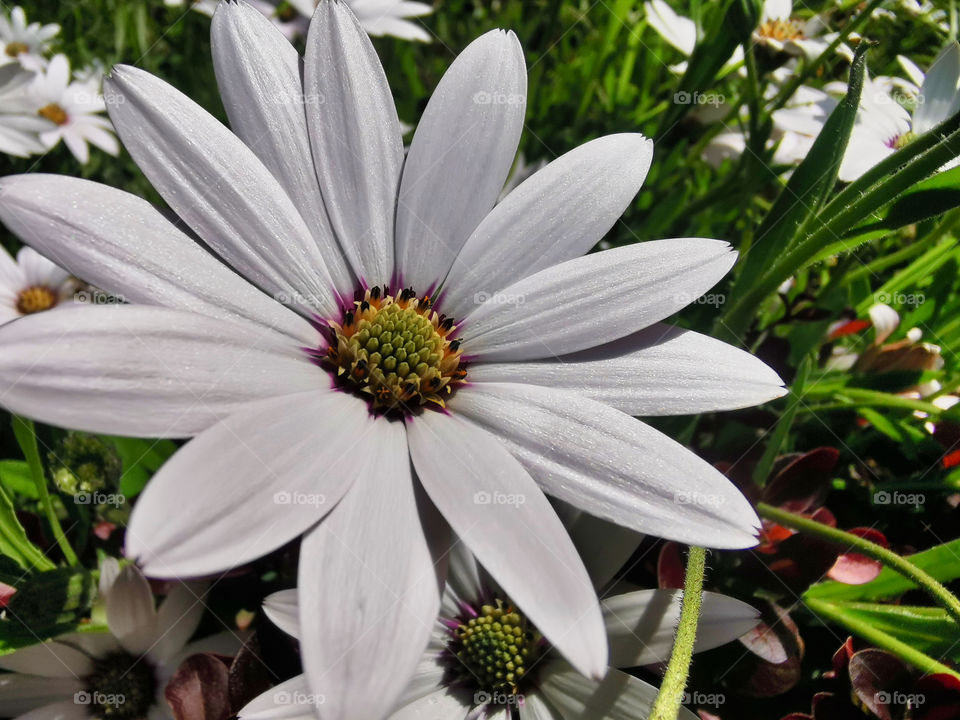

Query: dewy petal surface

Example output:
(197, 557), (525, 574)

(460, 239), (737, 362)
(450, 383), (761, 549)
(299, 421), (446, 720)
(603, 589), (759, 667)
(304, 0), (404, 287)
(126, 389), (376, 578)
(211, 1), (355, 297)
(0, 306), (324, 437)
(0, 174), (314, 344)
(104, 65), (338, 317)
(407, 411), (608, 679)
(469, 323), (786, 415)
(440, 134), (653, 319)
(395, 29), (526, 292)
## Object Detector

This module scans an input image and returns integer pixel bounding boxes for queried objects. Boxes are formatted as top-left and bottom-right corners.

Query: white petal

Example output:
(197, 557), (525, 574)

(450, 383), (761, 549)
(395, 30), (526, 292)
(304, 0), (404, 287)
(644, 0), (697, 56)
(460, 239), (736, 362)
(395, 640), (447, 708)
(388, 689), (473, 720)
(604, 589), (759, 668)
(239, 675), (316, 720)
(441, 134), (653, 319)
(915, 41), (960, 134)
(105, 564), (159, 655)
(126, 389), (376, 578)
(104, 65), (338, 317)
(468, 323), (786, 415)
(9, 699), (91, 720)
(150, 580), (209, 662)
(298, 420), (445, 720)
(0, 305), (324, 437)
(407, 411), (607, 678)
(0, 174), (313, 344)
(518, 693), (562, 720)
(0, 641), (92, 677)
(538, 663), (700, 720)
(211, 2), (355, 297)
(263, 589), (300, 639)
(0, 677), (80, 716)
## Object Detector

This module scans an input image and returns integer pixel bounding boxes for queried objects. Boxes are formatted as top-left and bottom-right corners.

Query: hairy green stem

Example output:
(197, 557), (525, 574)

(649, 546), (707, 720)
(757, 503), (960, 626)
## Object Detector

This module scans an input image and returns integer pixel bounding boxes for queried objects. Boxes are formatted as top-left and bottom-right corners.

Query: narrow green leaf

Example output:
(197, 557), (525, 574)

(0, 482), (54, 572)
(822, 603), (960, 662)
(0, 461), (39, 499)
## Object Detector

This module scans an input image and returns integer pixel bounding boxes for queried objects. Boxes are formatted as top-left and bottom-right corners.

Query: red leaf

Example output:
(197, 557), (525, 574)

(0, 582), (15, 609)
(164, 654), (232, 720)
(828, 319), (870, 340)
(657, 542), (685, 589)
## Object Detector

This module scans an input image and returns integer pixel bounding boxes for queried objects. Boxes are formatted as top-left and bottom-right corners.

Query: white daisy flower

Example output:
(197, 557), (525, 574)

(27, 54), (119, 165)
(839, 42), (960, 181)
(240, 541), (759, 720)
(0, 6), (59, 73)
(0, 64), (49, 158)
(0, 2), (783, 716)
(753, 0), (836, 60)
(0, 244), (75, 325)
(174, 0), (432, 41)
(0, 559), (222, 720)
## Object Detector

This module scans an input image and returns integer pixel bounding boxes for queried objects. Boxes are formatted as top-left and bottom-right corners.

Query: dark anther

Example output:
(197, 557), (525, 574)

(370, 286), (381, 300)
(344, 311), (354, 325)
(441, 318), (454, 331)
(449, 340), (461, 351)
(360, 300), (370, 311)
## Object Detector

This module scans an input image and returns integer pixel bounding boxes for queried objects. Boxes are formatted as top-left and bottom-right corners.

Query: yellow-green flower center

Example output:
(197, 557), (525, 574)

(38, 103), (69, 125)
(5, 41), (29, 57)
(757, 18), (805, 41)
(453, 599), (542, 695)
(322, 286), (466, 412)
(16, 285), (58, 314)
(85, 652), (157, 720)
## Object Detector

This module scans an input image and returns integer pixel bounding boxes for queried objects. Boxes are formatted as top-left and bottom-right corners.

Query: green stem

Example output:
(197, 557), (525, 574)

(11, 417), (78, 567)
(757, 503), (960, 626)
(805, 597), (960, 678)
(799, 388), (944, 416)
(649, 546), (707, 720)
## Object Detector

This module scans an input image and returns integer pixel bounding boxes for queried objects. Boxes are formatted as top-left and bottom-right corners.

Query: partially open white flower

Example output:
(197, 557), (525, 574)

(28, 55), (119, 165)
(0, 6), (58, 73)
(240, 542), (759, 720)
(0, 560), (222, 720)
(0, 244), (75, 325)
(644, 0), (743, 75)
(0, 2), (783, 716)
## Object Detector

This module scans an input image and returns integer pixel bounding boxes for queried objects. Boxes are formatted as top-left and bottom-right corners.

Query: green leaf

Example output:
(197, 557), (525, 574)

(0, 623), (111, 657)
(850, 165), (960, 235)
(0, 482), (54, 572)
(0, 461), (39, 499)
(821, 603), (960, 662)
(805, 538), (960, 602)
(732, 43), (869, 295)
(103, 436), (177, 498)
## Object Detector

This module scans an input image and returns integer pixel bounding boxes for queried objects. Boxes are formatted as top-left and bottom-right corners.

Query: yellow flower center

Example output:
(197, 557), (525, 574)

(319, 286), (466, 412)
(757, 18), (805, 41)
(38, 103), (69, 125)
(5, 41), (29, 57)
(16, 285), (58, 314)
(453, 599), (542, 696)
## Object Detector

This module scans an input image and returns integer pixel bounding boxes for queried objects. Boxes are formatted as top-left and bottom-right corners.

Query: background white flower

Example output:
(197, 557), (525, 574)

(0, 244), (75, 325)
(0, 64), (49, 158)
(0, 559), (226, 720)
(0, 6), (59, 72)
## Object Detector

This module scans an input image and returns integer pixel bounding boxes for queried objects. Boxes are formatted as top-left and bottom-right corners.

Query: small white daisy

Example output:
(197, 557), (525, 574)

(239, 541), (759, 720)
(29, 54), (119, 165)
(0, 560), (227, 720)
(0, 6), (59, 73)
(0, 244), (75, 325)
